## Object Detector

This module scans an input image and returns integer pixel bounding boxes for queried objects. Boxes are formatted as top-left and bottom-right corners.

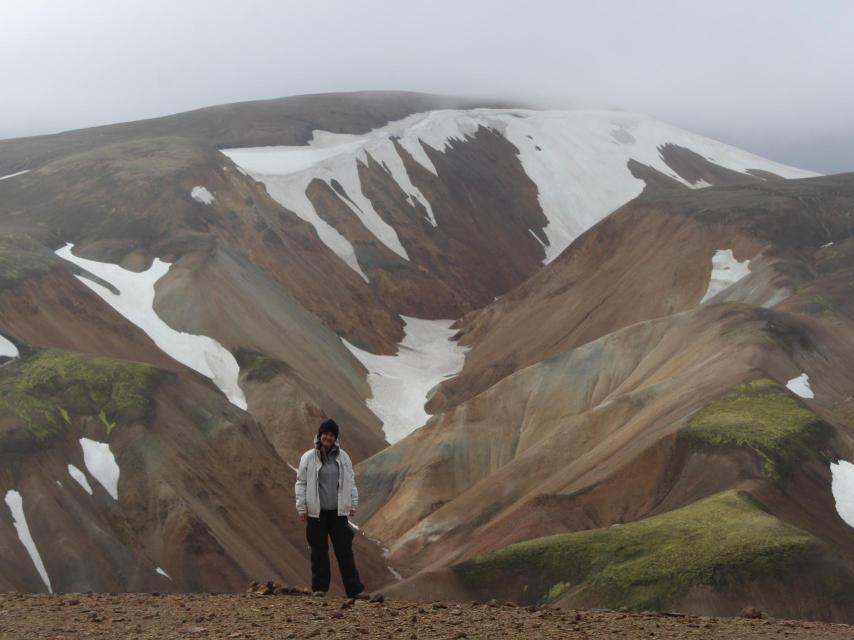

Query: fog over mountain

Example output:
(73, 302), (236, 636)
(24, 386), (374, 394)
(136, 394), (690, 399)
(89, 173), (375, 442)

(1, 0), (852, 173)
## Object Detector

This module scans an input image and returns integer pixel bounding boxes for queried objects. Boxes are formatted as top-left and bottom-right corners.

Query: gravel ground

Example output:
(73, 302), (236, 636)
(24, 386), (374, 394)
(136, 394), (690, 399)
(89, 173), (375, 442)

(1, 591), (852, 639)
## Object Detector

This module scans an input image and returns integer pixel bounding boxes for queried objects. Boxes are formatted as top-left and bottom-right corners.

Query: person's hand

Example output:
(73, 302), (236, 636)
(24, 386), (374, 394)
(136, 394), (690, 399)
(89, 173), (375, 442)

(349, 509), (356, 517)
(299, 513), (307, 523)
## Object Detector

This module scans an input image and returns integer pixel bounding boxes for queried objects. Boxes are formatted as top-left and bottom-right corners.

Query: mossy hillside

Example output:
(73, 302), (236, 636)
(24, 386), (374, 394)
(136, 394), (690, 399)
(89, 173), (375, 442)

(0, 348), (158, 447)
(456, 490), (817, 611)
(0, 236), (62, 289)
(683, 378), (828, 480)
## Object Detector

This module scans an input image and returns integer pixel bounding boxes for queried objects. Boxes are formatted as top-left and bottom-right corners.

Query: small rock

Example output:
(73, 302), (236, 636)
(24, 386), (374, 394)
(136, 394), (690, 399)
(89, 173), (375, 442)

(487, 599), (500, 608)
(740, 606), (765, 619)
(184, 627), (206, 635)
(306, 628), (321, 638)
(370, 593), (385, 603)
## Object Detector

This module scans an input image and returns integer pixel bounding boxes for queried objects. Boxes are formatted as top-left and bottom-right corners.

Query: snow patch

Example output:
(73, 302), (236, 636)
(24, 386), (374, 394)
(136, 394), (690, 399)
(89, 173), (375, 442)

(225, 109), (815, 266)
(67, 464), (93, 495)
(831, 460), (854, 528)
(786, 373), (814, 399)
(55, 243), (247, 409)
(700, 250), (751, 303)
(156, 567), (173, 581)
(343, 316), (468, 443)
(4, 490), (52, 592)
(190, 186), (215, 205)
(221, 134), (418, 273)
(0, 169), (30, 181)
(0, 333), (19, 358)
(79, 437), (120, 501)
(822, 241), (834, 248)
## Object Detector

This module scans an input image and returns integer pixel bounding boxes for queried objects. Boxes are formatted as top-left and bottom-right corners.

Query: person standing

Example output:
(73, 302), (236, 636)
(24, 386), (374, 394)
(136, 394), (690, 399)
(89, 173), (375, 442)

(295, 418), (365, 597)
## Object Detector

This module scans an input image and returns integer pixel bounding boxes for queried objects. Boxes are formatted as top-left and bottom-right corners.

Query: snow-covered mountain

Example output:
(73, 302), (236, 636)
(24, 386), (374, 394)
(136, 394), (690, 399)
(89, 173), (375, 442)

(1, 92), (853, 621)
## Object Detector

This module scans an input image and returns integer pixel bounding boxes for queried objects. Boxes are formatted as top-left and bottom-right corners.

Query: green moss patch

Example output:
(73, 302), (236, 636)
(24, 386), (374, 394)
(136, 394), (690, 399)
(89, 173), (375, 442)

(456, 490), (816, 611)
(543, 581), (572, 605)
(683, 378), (828, 479)
(234, 348), (287, 382)
(0, 236), (62, 289)
(0, 348), (158, 447)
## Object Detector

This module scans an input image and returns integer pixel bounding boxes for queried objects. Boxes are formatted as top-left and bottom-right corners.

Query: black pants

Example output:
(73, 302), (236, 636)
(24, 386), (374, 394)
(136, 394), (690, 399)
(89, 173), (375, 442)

(306, 510), (364, 596)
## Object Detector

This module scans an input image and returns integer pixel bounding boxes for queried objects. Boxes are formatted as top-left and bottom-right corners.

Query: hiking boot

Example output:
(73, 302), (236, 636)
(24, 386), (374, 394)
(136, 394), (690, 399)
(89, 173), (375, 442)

(311, 590), (326, 597)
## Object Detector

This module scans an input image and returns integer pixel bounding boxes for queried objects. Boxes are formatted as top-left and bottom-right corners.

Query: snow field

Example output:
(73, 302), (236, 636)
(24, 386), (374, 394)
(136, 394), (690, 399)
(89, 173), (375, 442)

(4, 490), (52, 592)
(223, 108), (815, 275)
(0, 332), (19, 358)
(701, 249), (751, 303)
(786, 373), (814, 399)
(55, 243), (247, 409)
(67, 463), (93, 495)
(343, 316), (468, 443)
(831, 460), (854, 528)
(222, 130), (416, 278)
(80, 437), (120, 500)
(190, 186), (215, 205)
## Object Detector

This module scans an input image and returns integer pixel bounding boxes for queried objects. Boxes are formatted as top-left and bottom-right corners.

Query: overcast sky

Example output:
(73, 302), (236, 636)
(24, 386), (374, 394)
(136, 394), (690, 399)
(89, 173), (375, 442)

(2, 0), (852, 173)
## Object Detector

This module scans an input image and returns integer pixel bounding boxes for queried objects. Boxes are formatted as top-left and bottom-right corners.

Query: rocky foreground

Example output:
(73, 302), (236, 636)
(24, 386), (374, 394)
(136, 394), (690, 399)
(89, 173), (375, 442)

(1, 590), (852, 639)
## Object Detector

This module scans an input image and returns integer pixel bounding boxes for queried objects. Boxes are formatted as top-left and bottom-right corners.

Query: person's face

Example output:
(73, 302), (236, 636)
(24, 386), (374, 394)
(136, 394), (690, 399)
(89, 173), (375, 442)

(320, 431), (337, 447)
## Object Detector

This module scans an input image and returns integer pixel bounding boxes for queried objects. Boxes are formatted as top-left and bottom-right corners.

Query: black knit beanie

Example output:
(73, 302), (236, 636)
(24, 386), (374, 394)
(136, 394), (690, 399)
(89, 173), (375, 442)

(318, 418), (339, 439)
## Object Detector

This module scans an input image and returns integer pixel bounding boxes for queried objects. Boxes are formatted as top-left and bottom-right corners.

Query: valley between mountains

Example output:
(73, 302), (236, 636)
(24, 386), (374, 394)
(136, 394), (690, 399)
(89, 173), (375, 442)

(1, 91), (853, 623)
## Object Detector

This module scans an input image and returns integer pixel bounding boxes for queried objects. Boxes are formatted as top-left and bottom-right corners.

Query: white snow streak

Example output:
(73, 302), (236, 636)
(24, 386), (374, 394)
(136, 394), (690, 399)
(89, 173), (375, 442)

(80, 437), (120, 501)
(0, 170), (30, 181)
(55, 243), (247, 409)
(223, 109), (814, 268)
(190, 186), (215, 205)
(701, 250), (751, 303)
(831, 460), (854, 528)
(4, 490), (52, 592)
(156, 567), (173, 581)
(786, 373), (815, 399)
(67, 464), (93, 495)
(0, 333), (19, 358)
(343, 316), (468, 443)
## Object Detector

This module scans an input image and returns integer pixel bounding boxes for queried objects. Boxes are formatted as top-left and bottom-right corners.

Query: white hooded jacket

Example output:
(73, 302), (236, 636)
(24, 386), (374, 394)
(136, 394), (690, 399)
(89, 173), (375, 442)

(295, 438), (358, 518)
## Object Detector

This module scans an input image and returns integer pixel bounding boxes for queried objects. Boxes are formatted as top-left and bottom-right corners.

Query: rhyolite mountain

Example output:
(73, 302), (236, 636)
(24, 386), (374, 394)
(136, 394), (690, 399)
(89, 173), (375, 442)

(1, 91), (852, 621)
